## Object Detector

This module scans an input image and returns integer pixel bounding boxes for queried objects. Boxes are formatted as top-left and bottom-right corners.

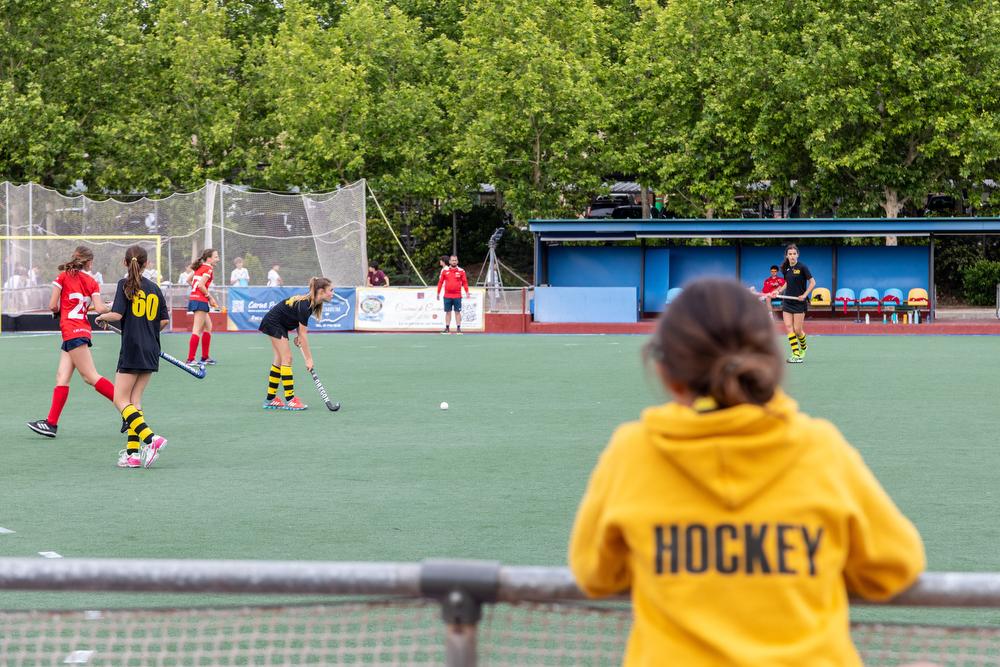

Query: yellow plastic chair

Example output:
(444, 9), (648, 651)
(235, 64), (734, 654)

(907, 288), (929, 307)
(810, 287), (832, 306)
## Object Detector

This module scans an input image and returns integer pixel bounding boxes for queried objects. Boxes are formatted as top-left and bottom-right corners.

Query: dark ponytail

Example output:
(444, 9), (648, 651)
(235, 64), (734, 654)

(124, 245), (148, 301)
(58, 246), (94, 274)
(190, 248), (216, 271)
(780, 243), (799, 273)
(646, 278), (782, 408)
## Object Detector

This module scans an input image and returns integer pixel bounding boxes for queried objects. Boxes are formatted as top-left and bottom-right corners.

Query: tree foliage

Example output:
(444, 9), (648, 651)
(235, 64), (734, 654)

(448, 0), (611, 220)
(1, 0), (999, 228)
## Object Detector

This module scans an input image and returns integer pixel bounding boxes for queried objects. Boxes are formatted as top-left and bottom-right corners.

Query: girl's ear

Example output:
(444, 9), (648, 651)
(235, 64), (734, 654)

(656, 364), (694, 406)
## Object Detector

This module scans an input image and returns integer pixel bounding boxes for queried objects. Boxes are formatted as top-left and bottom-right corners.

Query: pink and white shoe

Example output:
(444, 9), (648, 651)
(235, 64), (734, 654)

(116, 449), (141, 468)
(141, 436), (167, 469)
(282, 396), (308, 411)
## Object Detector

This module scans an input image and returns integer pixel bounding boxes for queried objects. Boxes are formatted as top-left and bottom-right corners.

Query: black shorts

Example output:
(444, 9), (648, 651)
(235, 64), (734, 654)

(259, 320), (290, 339)
(61, 337), (92, 352)
(781, 300), (809, 315)
(117, 367), (157, 375)
(188, 300), (210, 313)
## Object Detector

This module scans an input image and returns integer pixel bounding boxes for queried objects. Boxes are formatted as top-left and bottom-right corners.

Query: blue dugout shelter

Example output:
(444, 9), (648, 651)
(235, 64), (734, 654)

(527, 218), (1000, 323)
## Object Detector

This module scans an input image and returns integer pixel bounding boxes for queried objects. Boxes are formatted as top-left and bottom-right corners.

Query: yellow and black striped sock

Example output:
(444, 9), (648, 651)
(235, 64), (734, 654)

(122, 404), (154, 445)
(798, 334), (807, 351)
(126, 432), (140, 455)
(787, 332), (801, 355)
(281, 365), (294, 401)
(266, 364), (281, 401)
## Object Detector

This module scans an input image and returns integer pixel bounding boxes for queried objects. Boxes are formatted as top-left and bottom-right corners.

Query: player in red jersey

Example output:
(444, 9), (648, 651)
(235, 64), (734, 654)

(26, 246), (116, 438)
(436, 255), (470, 334)
(185, 248), (220, 366)
(761, 264), (786, 309)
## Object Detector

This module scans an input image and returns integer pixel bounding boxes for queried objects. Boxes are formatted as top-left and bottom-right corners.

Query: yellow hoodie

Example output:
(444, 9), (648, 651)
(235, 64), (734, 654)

(569, 391), (925, 666)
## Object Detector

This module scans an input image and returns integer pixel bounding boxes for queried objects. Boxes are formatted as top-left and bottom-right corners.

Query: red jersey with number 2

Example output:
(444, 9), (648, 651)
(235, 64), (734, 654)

(189, 265), (213, 302)
(54, 271), (101, 341)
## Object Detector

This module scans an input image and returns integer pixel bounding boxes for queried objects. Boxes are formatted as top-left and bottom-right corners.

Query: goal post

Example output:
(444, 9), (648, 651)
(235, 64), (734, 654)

(1, 180), (371, 303)
(0, 235), (162, 335)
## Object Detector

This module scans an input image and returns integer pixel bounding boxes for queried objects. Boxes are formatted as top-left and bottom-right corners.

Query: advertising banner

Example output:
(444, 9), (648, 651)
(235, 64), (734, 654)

(227, 287), (356, 331)
(354, 287), (485, 331)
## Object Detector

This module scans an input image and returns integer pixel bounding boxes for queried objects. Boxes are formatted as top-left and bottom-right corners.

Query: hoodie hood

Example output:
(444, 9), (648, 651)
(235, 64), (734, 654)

(640, 390), (805, 509)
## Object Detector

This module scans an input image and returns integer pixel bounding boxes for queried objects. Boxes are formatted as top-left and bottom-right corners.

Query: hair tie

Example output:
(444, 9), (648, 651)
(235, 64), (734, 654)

(130, 257), (138, 263)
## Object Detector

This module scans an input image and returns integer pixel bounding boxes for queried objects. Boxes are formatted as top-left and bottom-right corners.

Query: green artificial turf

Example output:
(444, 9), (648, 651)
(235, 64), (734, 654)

(0, 331), (998, 625)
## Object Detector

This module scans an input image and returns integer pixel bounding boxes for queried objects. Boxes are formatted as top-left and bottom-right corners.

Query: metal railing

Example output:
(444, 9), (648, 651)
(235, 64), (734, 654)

(1, 558), (999, 665)
(480, 286), (531, 314)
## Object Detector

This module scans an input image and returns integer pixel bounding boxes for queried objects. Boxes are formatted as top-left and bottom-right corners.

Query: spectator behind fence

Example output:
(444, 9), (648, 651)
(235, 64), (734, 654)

(4, 265), (29, 310)
(568, 278), (925, 666)
(366, 261), (389, 287)
(142, 263), (159, 283)
(267, 264), (283, 287)
(4, 264), (27, 289)
(231, 257), (250, 287)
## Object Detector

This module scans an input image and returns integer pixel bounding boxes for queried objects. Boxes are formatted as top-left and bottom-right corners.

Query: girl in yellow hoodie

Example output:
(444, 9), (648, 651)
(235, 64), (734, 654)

(569, 278), (925, 666)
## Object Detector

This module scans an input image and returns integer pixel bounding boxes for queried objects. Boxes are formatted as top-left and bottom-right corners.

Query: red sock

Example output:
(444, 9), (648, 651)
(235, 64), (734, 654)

(201, 331), (212, 360)
(47, 386), (70, 425)
(188, 333), (199, 362)
(94, 377), (114, 401)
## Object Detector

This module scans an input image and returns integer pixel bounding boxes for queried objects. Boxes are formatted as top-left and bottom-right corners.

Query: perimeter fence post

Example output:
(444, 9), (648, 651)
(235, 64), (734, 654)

(420, 559), (500, 667)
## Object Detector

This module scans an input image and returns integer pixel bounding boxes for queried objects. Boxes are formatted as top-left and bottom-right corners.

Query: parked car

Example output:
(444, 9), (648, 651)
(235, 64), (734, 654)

(607, 205), (662, 219)
(584, 194), (633, 218)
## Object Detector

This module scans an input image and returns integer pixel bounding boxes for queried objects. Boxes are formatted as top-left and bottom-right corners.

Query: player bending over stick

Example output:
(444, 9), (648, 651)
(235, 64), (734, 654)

(258, 277), (335, 411)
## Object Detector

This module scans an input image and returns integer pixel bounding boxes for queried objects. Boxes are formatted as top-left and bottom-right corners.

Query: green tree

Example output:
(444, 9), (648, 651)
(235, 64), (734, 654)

(0, 0), (145, 187)
(329, 0), (449, 203)
(448, 0), (612, 221)
(253, 0), (367, 189)
(775, 0), (1000, 217)
(614, 0), (755, 218)
(92, 0), (243, 191)
(392, 0), (468, 40)
(255, 0), (454, 279)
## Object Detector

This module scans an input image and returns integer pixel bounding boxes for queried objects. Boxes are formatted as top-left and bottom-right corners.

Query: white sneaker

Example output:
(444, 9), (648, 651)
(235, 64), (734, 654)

(140, 436), (167, 469)
(117, 449), (141, 468)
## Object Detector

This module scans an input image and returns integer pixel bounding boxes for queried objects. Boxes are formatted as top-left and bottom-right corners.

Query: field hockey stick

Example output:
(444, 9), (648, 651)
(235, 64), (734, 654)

(101, 323), (207, 379)
(308, 367), (341, 412)
(749, 288), (789, 302)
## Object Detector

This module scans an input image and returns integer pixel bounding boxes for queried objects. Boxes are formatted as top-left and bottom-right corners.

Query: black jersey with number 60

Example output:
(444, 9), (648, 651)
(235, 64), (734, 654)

(111, 277), (169, 372)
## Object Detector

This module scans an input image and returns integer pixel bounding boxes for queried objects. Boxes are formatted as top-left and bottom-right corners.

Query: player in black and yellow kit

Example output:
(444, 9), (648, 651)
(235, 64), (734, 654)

(775, 244), (815, 363)
(258, 277), (335, 411)
(96, 245), (170, 468)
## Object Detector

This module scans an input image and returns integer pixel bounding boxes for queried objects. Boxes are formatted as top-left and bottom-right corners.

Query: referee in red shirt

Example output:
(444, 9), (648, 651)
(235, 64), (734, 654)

(436, 255), (470, 334)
